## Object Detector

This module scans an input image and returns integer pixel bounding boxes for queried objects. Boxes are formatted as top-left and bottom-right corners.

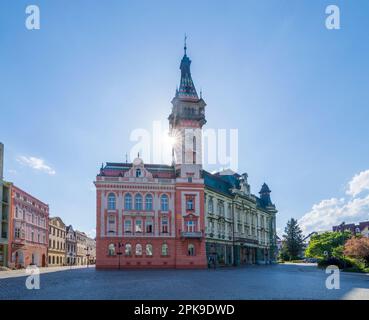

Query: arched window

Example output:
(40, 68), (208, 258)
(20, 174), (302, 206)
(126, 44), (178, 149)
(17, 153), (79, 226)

(125, 243), (132, 256)
(161, 243), (168, 256)
(125, 193), (132, 210)
(136, 168), (141, 177)
(188, 244), (195, 256)
(108, 243), (115, 256)
(108, 193), (116, 210)
(161, 194), (169, 211)
(135, 244), (142, 255)
(146, 244), (153, 256)
(135, 194), (143, 210)
(145, 194), (153, 210)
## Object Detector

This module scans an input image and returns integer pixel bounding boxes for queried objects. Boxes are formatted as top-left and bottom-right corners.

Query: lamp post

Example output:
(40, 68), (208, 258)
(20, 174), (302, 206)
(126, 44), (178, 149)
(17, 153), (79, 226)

(117, 242), (123, 270)
(84, 247), (90, 268)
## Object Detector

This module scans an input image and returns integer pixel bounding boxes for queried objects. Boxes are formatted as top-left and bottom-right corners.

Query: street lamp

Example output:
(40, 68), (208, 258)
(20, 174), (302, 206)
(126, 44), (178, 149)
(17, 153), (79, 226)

(84, 247), (90, 268)
(117, 242), (123, 270)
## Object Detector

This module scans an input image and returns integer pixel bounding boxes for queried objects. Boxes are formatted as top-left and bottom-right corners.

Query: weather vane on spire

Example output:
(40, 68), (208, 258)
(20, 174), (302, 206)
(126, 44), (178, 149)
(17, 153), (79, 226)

(184, 33), (187, 55)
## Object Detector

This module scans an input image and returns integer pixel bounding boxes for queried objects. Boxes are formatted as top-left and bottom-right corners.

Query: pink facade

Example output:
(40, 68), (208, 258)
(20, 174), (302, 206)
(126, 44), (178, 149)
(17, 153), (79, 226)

(8, 185), (49, 268)
(95, 46), (208, 269)
(95, 159), (207, 269)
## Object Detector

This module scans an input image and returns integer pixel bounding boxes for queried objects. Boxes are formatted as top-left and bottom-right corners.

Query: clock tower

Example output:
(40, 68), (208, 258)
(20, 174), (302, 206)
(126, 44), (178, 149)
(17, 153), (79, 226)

(168, 40), (207, 268)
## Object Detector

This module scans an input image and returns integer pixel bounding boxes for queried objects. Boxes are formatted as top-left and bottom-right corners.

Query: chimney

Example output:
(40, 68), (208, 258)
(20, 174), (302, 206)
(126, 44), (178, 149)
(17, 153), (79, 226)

(0, 142), (3, 180)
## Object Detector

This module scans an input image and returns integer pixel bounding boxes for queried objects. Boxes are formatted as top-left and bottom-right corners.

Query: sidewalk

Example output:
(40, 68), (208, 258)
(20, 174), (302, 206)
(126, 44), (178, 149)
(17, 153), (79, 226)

(0, 265), (94, 279)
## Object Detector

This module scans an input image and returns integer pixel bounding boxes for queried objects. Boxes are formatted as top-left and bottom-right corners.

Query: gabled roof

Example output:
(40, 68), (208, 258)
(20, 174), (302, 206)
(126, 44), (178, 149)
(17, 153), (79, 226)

(98, 162), (175, 179)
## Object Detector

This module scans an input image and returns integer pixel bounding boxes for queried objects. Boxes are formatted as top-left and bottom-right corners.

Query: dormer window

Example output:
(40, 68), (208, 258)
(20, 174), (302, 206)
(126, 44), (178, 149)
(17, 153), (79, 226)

(136, 168), (141, 177)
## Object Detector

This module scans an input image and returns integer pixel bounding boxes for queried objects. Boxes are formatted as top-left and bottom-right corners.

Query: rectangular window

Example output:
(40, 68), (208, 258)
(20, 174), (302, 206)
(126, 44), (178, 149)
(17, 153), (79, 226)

(146, 220), (153, 233)
(108, 215), (116, 234)
(161, 218), (168, 233)
(15, 228), (20, 239)
(186, 197), (194, 211)
(124, 220), (132, 233)
(187, 220), (196, 232)
(135, 220), (142, 233)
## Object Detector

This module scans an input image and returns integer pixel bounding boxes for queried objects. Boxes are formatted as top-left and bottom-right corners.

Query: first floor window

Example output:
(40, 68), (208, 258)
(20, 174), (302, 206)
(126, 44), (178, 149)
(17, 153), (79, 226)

(14, 228), (20, 239)
(146, 244), (153, 256)
(161, 243), (168, 256)
(135, 220), (142, 233)
(146, 220), (153, 233)
(108, 215), (116, 234)
(124, 220), (132, 233)
(208, 199), (213, 213)
(188, 244), (195, 256)
(161, 218), (168, 233)
(136, 244), (142, 255)
(125, 244), (132, 256)
(187, 220), (196, 232)
(108, 243), (115, 256)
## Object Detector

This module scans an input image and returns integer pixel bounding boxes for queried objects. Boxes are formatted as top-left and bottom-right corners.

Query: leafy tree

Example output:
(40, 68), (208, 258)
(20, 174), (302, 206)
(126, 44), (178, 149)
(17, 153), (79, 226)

(305, 231), (351, 260)
(282, 218), (304, 260)
(344, 237), (369, 266)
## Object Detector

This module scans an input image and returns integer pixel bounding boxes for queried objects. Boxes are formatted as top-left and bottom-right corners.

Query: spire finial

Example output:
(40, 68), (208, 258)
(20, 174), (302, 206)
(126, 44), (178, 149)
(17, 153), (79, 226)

(137, 152), (140, 158)
(125, 153), (128, 163)
(184, 33), (187, 55)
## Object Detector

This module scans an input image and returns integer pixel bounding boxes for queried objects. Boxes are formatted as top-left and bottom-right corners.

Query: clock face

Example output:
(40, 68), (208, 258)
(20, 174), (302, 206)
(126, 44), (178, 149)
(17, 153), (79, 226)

(133, 157), (143, 166)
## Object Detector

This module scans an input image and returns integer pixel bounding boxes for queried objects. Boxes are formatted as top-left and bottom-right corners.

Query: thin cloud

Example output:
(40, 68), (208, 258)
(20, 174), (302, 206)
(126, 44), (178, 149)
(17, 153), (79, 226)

(16, 155), (56, 175)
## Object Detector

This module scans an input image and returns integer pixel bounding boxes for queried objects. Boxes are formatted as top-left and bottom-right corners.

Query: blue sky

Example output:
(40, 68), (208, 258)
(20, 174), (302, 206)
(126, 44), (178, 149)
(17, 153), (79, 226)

(1, 0), (369, 237)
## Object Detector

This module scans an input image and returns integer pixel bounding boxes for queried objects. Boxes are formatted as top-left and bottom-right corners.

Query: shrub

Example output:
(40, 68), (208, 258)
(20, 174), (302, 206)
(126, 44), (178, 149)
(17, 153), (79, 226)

(317, 257), (353, 269)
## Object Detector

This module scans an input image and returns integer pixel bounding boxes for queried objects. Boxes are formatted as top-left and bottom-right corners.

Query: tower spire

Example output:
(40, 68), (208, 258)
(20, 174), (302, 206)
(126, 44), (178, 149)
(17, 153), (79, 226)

(177, 36), (198, 100)
(184, 34), (187, 55)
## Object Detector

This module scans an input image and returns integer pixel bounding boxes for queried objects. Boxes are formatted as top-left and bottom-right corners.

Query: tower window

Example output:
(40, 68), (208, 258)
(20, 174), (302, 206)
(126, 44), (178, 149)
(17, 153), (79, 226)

(136, 168), (141, 177)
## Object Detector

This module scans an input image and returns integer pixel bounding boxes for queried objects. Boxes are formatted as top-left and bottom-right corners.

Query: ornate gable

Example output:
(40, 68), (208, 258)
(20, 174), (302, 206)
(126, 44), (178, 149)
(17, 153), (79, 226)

(124, 157), (153, 179)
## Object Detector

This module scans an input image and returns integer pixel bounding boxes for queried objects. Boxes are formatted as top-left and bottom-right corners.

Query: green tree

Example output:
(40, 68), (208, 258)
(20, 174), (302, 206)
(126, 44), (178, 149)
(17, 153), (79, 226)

(282, 218), (304, 260)
(305, 231), (351, 260)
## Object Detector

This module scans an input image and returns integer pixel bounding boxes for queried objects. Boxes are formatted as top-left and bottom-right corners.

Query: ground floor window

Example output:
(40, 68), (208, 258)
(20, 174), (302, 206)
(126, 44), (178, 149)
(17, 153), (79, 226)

(108, 243), (115, 256)
(161, 243), (168, 256)
(146, 244), (153, 256)
(188, 244), (195, 256)
(136, 244), (142, 255)
(125, 244), (132, 256)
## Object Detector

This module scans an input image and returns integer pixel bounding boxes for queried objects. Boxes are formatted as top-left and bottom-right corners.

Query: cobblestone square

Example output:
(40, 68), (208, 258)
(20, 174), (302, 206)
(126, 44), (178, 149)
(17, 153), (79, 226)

(0, 264), (368, 300)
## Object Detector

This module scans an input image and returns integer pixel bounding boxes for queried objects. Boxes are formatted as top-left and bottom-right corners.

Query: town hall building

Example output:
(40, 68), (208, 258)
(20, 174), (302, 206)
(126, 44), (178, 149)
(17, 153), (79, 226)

(94, 44), (277, 269)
